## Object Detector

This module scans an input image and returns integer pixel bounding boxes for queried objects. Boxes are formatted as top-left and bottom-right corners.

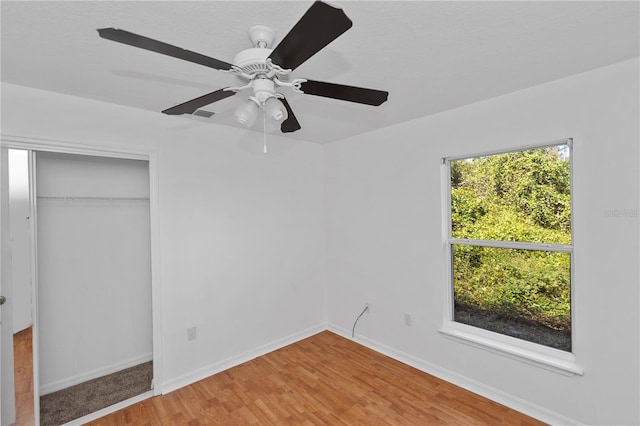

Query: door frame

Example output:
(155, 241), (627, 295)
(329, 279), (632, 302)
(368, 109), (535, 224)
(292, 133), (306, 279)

(0, 135), (162, 424)
(1, 147), (17, 426)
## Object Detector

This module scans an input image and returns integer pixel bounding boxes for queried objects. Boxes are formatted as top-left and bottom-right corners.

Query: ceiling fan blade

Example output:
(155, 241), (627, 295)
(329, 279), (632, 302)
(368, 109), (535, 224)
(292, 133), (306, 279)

(280, 97), (302, 133)
(162, 89), (237, 115)
(97, 28), (234, 71)
(268, 1), (352, 71)
(299, 80), (389, 106)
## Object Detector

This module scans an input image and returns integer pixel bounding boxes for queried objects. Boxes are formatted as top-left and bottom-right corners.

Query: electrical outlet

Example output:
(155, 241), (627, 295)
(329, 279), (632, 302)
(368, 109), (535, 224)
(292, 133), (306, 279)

(404, 313), (413, 326)
(187, 327), (197, 341)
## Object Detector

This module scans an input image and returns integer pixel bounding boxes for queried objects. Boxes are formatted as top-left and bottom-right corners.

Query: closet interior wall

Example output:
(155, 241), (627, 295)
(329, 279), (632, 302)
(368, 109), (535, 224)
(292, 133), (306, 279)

(35, 151), (152, 394)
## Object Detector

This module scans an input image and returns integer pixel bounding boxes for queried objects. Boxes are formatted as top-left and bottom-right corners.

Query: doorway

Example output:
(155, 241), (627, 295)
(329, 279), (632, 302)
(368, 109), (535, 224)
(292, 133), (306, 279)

(4, 145), (159, 426)
(8, 149), (34, 426)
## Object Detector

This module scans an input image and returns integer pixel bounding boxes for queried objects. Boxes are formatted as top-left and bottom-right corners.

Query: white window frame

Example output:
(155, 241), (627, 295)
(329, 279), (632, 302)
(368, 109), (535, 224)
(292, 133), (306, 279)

(439, 138), (583, 376)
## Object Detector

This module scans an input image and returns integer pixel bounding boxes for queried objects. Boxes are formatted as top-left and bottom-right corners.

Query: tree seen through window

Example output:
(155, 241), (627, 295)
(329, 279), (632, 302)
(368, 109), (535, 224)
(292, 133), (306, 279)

(449, 144), (572, 351)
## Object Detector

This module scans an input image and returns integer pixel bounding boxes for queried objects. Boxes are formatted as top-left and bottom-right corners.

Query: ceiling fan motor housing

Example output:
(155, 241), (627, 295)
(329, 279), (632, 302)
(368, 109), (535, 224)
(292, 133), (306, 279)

(232, 47), (273, 77)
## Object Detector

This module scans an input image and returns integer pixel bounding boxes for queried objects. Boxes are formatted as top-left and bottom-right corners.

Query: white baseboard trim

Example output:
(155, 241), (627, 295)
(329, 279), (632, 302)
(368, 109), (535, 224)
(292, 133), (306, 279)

(162, 324), (326, 394)
(40, 353), (153, 396)
(327, 324), (583, 426)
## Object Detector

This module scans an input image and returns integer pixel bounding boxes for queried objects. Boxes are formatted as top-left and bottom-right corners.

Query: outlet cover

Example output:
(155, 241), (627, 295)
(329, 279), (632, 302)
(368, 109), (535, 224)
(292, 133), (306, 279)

(187, 327), (197, 341)
(404, 313), (413, 326)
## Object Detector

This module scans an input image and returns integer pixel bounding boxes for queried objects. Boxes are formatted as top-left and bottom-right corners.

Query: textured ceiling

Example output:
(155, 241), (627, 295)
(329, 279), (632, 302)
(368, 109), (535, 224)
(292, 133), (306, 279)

(2, 1), (639, 144)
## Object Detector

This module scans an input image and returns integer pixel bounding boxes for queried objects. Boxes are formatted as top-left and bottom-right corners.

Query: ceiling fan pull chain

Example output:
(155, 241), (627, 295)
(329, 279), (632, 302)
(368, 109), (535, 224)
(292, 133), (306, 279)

(263, 108), (268, 154)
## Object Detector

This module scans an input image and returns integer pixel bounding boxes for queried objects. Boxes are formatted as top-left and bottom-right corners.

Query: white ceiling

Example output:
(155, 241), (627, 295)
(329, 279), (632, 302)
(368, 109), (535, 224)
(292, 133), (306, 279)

(2, 1), (638, 144)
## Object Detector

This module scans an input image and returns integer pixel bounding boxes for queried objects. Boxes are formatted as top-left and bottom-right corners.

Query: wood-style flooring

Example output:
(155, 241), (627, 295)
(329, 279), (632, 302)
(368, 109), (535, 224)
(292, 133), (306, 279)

(12, 327), (35, 426)
(85, 331), (545, 425)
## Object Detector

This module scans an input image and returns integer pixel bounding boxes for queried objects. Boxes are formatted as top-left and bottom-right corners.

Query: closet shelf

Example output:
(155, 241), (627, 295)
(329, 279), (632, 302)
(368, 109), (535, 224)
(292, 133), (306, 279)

(37, 196), (149, 201)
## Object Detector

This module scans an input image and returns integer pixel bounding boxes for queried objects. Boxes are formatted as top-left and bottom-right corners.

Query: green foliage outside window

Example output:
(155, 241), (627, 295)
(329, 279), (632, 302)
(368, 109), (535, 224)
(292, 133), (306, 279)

(450, 146), (572, 350)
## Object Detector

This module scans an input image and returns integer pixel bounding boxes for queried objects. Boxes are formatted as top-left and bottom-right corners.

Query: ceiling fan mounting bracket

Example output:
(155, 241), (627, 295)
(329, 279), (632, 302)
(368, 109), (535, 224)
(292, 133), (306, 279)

(275, 78), (307, 94)
(248, 25), (275, 48)
(281, 78), (308, 93)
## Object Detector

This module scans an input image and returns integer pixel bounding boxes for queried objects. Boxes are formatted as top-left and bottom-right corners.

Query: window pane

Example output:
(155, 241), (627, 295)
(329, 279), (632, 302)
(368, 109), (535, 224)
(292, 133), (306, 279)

(452, 244), (571, 351)
(450, 145), (571, 244)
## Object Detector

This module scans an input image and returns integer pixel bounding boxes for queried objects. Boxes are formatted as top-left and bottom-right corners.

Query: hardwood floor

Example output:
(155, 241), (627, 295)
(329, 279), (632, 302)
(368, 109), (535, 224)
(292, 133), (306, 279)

(87, 331), (545, 426)
(12, 327), (35, 426)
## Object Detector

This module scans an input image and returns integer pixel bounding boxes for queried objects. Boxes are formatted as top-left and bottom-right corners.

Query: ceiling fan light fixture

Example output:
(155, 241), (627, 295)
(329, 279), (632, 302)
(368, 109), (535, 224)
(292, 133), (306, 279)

(234, 99), (260, 127)
(265, 97), (288, 124)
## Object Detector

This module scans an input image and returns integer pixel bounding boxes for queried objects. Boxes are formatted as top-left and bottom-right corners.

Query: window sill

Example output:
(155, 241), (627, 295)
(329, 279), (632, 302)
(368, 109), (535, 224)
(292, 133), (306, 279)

(439, 322), (584, 377)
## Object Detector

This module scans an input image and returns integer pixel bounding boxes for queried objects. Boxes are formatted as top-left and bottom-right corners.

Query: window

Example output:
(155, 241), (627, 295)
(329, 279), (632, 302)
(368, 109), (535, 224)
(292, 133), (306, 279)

(443, 141), (574, 358)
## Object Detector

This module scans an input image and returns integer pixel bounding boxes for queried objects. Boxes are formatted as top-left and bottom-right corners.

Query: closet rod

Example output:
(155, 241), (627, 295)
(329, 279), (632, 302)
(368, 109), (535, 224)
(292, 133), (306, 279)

(37, 196), (149, 201)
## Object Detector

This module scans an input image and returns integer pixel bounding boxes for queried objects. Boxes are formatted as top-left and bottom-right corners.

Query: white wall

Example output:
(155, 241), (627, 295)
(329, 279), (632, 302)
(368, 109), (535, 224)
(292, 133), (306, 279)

(3, 57), (638, 425)
(8, 149), (32, 333)
(156, 120), (328, 387)
(35, 152), (152, 392)
(1, 83), (327, 391)
(324, 58), (639, 425)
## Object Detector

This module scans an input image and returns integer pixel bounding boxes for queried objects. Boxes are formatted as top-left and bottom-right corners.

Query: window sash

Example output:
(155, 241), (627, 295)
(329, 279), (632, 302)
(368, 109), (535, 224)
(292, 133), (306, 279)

(447, 238), (572, 253)
(441, 139), (578, 373)
(443, 138), (574, 244)
(443, 138), (572, 163)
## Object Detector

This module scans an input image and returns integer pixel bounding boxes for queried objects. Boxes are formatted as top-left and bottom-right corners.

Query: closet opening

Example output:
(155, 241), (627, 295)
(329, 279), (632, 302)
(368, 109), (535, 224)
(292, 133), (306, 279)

(5, 145), (159, 426)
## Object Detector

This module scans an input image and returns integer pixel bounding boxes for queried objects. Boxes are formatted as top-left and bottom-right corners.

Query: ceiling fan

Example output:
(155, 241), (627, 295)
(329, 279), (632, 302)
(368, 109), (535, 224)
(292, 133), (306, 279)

(97, 0), (389, 134)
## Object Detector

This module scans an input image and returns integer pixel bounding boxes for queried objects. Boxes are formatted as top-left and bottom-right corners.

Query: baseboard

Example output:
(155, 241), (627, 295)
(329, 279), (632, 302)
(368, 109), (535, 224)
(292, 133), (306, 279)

(162, 324), (326, 394)
(327, 324), (583, 426)
(40, 353), (153, 396)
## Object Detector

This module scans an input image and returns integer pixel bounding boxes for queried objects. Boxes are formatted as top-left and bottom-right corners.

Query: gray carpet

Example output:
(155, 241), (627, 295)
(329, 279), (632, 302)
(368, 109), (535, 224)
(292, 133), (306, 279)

(40, 361), (153, 426)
